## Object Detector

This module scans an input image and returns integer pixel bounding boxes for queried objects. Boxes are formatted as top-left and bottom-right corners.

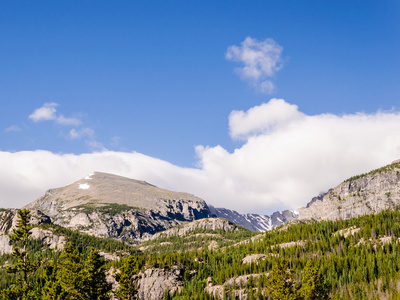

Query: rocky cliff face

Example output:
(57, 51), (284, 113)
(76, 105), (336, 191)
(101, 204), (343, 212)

(25, 172), (210, 243)
(211, 160), (400, 229)
(150, 217), (238, 240)
(0, 209), (59, 254)
(134, 267), (184, 300)
(296, 161), (400, 221)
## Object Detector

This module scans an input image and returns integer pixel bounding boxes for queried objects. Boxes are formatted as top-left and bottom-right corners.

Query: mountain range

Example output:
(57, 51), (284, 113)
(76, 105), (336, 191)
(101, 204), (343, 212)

(2, 160), (400, 299)
(0, 159), (390, 245)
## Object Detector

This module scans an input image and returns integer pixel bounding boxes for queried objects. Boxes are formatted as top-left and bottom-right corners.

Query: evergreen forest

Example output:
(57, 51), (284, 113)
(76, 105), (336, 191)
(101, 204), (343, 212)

(2, 208), (400, 299)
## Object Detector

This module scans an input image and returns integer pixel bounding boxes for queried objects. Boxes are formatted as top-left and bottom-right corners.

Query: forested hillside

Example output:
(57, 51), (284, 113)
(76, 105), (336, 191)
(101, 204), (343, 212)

(2, 208), (400, 299)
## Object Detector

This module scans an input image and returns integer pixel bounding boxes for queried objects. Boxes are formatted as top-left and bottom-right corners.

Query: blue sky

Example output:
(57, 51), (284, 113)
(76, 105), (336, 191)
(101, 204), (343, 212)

(1, 1), (400, 213)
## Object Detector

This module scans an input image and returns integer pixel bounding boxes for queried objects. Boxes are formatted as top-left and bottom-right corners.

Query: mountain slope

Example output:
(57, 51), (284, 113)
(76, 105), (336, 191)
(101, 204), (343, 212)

(296, 160), (400, 221)
(209, 160), (400, 231)
(25, 172), (210, 243)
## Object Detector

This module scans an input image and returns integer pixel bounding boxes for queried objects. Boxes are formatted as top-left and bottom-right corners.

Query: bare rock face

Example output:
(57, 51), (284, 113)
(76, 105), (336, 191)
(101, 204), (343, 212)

(25, 172), (210, 243)
(0, 209), (62, 254)
(241, 254), (267, 265)
(0, 209), (15, 235)
(0, 210), (24, 255)
(135, 267), (184, 300)
(297, 161), (400, 221)
(205, 274), (267, 300)
(150, 217), (237, 240)
(0, 235), (12, 255)
(30, 228), (66, 250)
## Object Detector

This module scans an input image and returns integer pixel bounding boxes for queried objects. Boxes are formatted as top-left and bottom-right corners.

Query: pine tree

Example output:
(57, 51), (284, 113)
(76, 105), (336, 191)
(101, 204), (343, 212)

(56, 242), (84, 299)
(266, 259), (298, 300)
(114, 256), (138, 300)
(2, 209), (38, 299)
(41, 262), (63, 300)
(81, 248), (112, 300)
(299, 260), (330, 300)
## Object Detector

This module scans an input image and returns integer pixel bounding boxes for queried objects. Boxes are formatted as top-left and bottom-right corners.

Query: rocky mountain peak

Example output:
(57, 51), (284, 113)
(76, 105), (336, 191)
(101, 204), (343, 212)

(24, 172), (210, 243)
(27, 172), (205, 212)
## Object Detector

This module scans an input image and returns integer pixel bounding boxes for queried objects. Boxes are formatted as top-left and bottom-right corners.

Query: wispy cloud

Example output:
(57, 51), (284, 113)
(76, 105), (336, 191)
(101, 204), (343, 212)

(4, 125), (22, 133)
(69, 128), (105, 151)
(226, 37), (283, 93)
(69, 128), (95, 140)
(28, 102), (104, 149)
(29, 102), (81, 126)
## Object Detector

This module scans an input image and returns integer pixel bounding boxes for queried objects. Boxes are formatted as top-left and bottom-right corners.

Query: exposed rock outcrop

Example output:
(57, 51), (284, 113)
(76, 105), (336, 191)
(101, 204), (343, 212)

(30, 228), (66, 250)
(135, 267), (184, 300)
(296, 162), (400, 221)
(150, 217), (238, 240)
(0, 209), (56, 254)
(241, 254), (267, 265)
(205, 274), (268, 300)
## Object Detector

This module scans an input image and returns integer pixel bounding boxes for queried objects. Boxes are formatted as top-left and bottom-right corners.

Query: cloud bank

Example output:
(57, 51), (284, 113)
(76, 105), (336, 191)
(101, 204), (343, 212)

(226, 37), (283, 93)
(2, 99), (400, 214)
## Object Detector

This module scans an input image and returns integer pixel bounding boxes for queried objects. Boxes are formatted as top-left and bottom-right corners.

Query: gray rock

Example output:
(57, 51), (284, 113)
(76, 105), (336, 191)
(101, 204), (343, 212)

(135, 267), (184, 300)
(205, 274), (267, 300)
(149, 217), (237, 240)
(30, 228), (66, 250)
(0, 235), (12, 255)
(296, 161), (400, 221)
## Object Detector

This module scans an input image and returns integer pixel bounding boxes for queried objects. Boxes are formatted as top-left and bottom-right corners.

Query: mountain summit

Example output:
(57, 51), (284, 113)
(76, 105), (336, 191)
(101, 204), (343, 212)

(26, 172), (210, 243)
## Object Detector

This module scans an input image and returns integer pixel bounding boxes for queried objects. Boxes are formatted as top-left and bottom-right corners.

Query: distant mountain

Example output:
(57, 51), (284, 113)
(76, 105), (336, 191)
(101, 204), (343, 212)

(208, 205), (298, 232)
(25, 172), (209, 243)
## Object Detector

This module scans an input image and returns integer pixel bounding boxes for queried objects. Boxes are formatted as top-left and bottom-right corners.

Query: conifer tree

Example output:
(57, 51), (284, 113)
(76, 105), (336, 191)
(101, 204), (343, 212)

(56, 242), (84, 299)
(41, 262), (63, 300)
(81, 248), (112, 300)
(299, 260), (330, 300)
(114, 256), (138, 300)
(2, 209), (38, 299)
(266, 259), (299, 300)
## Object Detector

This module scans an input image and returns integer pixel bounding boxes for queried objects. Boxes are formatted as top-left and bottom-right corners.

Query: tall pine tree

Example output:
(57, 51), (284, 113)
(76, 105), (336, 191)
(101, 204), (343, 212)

(56, 242), (84, 299)
(1, 209), (38, 299)
(266, 259), (299, 300)
(81, 248), (112, 300)
(114, 256), (138, 300)
(299, 260), (330, 300)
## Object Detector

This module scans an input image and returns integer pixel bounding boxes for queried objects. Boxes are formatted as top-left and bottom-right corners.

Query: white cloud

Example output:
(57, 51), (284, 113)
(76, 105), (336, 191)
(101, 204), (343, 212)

(56, 115), (81, 126)
(4, 125), (22, 133)
(229, 99), (305, 140)
(70, 128), (104, 151)
(29, 102), (58, 122)
(226, 37), (283, 93)
(1, 99), (400, 214)
(29, 103), (81, 126)
(69, 128), (95, 140)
